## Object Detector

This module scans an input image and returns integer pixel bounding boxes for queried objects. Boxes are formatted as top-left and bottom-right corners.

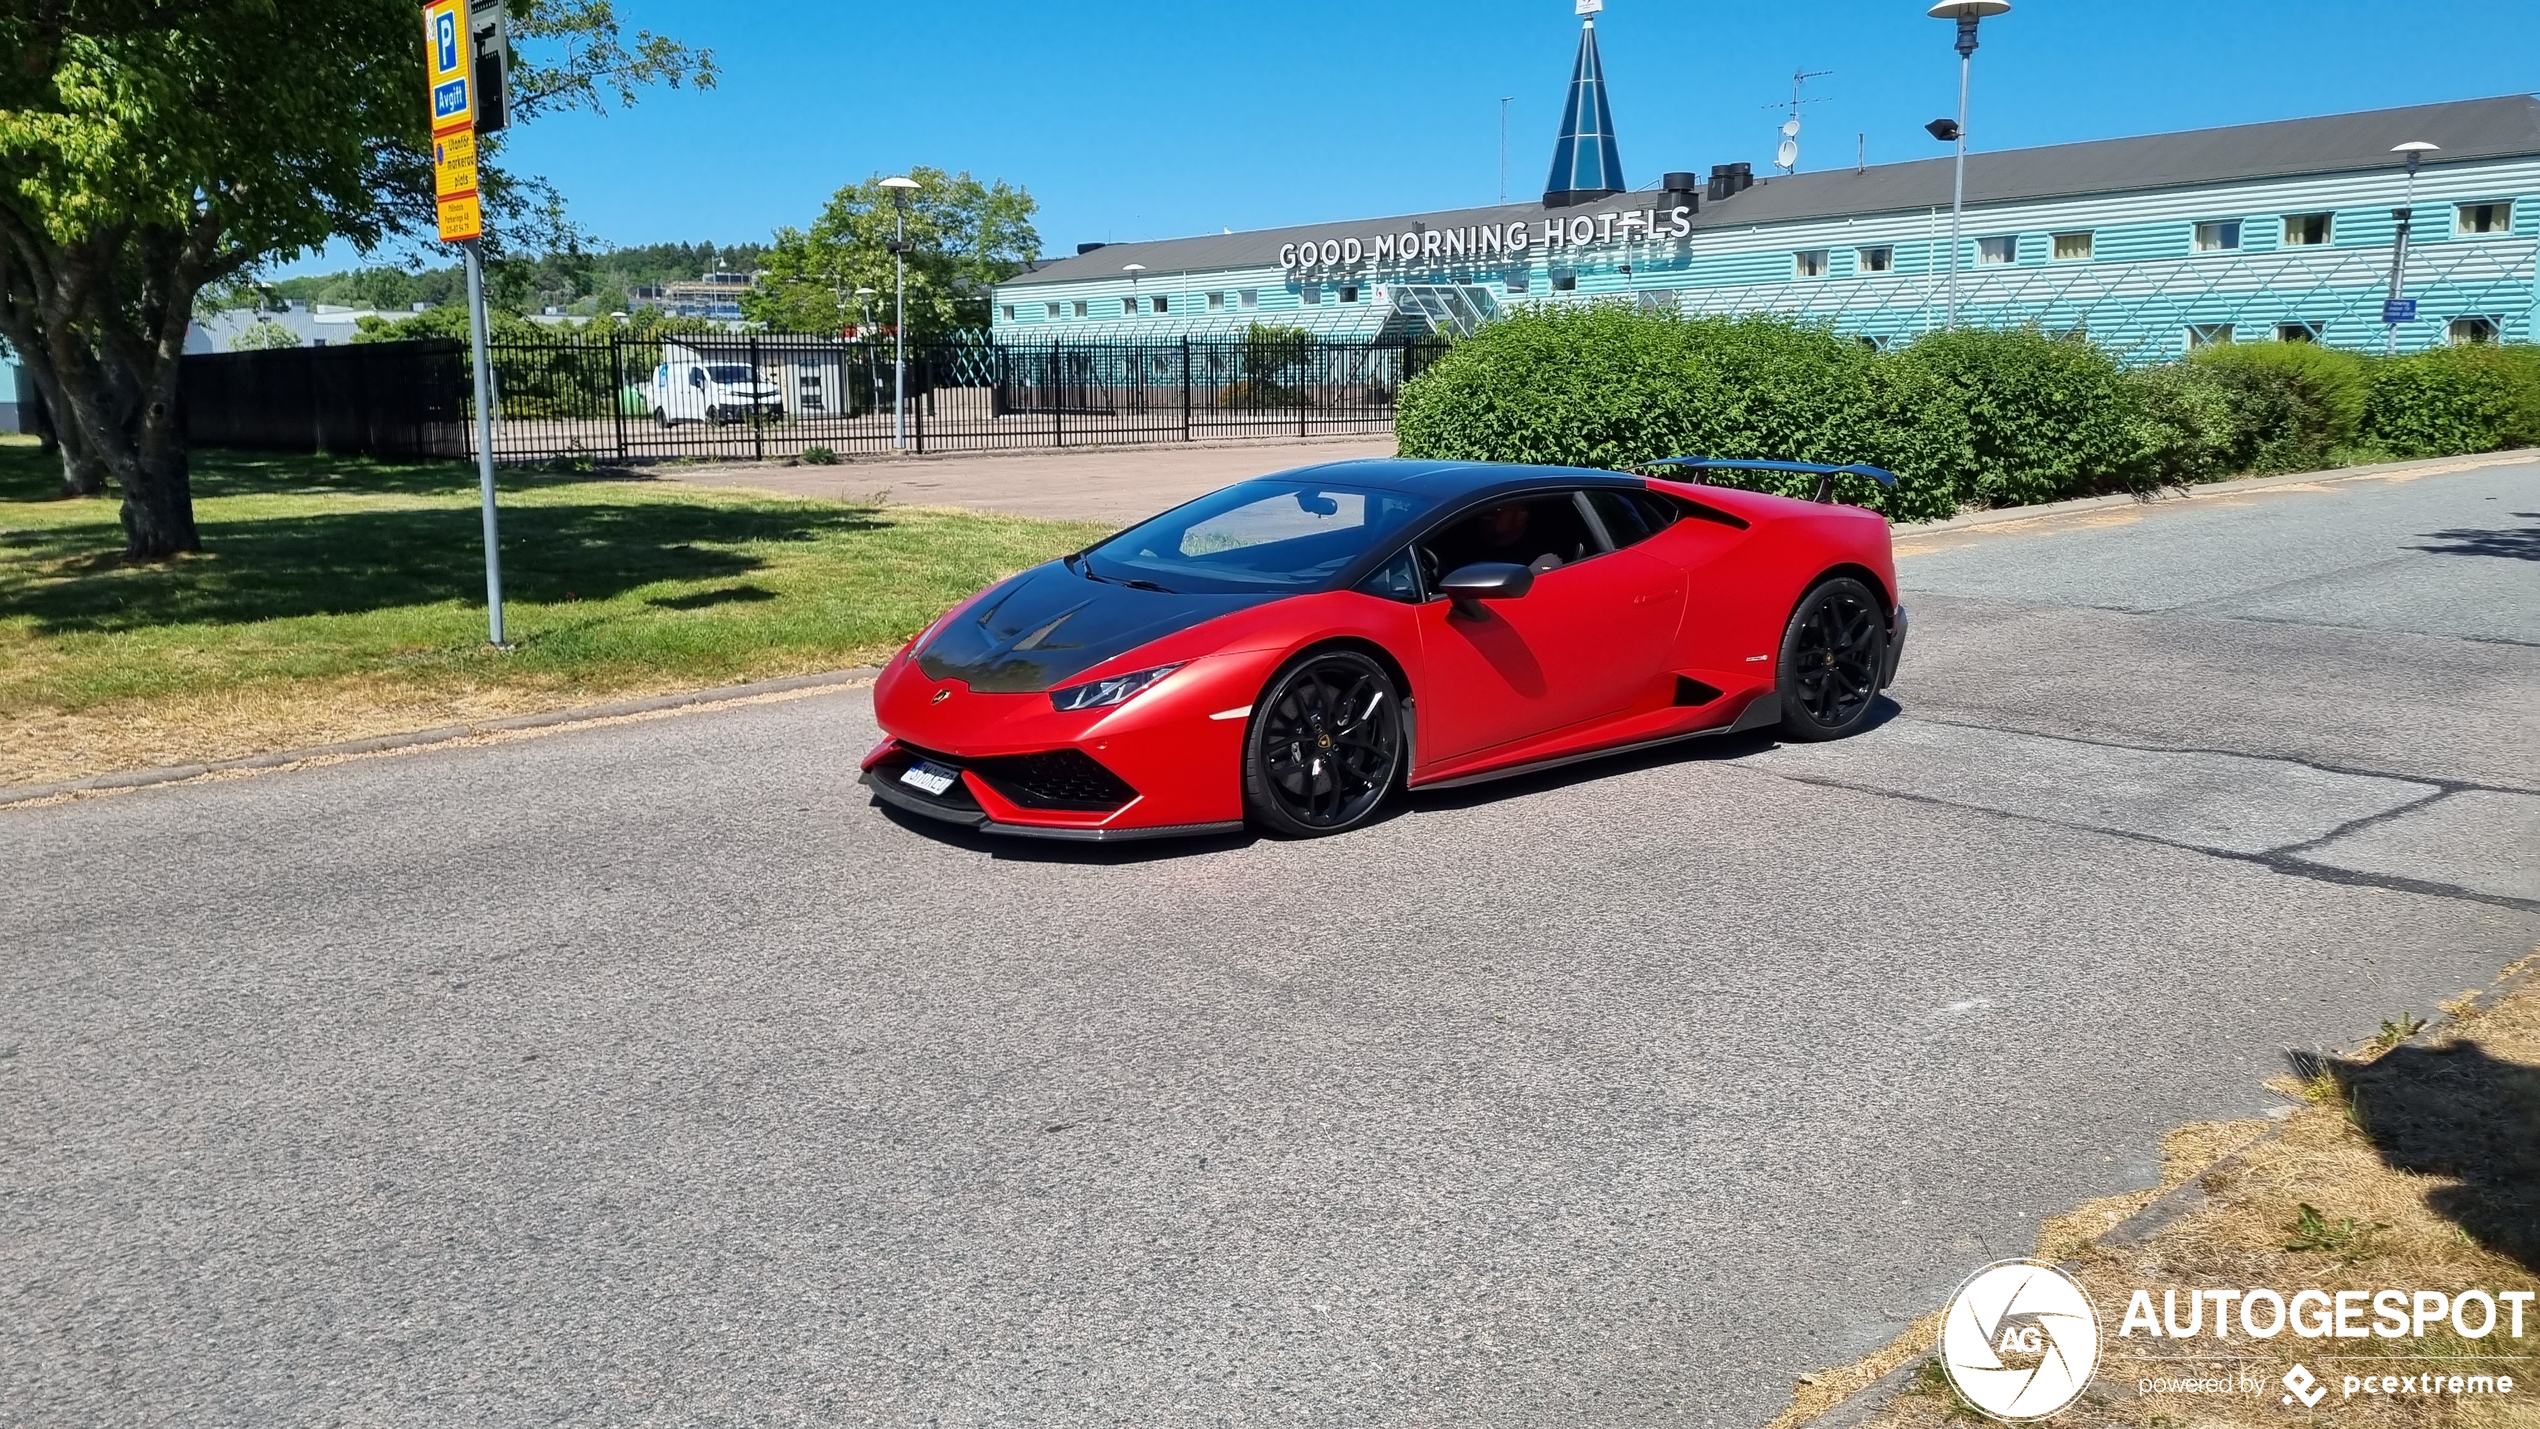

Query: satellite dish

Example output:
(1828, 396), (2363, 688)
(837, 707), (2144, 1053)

(1781, 118), (1802, 138)
(1776, 138), (1799, 169)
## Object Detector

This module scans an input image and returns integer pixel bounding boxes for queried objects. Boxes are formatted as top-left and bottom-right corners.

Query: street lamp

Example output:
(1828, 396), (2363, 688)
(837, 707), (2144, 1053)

(879, 174), (921, 450)
(1926, 0), (2010, 330)
(2386, 140), (2438, 354)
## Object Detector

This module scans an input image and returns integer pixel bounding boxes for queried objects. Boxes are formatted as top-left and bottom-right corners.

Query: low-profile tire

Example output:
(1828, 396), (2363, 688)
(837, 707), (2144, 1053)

(1775, 576), (1889, 742)
(1243, 649), (1405, 838)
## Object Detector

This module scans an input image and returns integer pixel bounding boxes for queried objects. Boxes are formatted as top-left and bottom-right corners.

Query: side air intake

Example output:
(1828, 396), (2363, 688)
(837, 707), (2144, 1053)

(1674, 676), (1723, 707)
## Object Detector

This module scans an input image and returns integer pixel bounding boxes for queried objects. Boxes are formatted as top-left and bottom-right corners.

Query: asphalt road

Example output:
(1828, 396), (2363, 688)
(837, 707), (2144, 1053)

(4, 458), (2535, 1427)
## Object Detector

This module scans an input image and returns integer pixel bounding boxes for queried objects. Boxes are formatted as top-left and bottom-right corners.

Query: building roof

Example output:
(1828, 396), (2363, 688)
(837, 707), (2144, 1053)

(1008, 93), (2540, 287)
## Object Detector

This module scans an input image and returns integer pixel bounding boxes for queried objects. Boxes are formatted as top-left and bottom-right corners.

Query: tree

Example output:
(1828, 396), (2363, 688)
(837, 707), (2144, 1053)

(0, 1), (712, 558)
(742, 169), (1038, 339)
(230, 319), (301, 351)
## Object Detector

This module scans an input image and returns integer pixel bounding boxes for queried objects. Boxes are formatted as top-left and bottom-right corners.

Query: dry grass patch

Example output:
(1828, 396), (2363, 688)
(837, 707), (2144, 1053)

(1777, 957), (2540, 1429)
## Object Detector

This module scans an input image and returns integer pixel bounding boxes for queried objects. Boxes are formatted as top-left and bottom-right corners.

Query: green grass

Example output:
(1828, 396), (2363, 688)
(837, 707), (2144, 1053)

(0, 436), (1105, 783)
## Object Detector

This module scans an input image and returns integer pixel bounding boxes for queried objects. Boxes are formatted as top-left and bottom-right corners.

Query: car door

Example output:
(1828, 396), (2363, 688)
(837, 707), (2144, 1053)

(1408, 488), (1685, 764)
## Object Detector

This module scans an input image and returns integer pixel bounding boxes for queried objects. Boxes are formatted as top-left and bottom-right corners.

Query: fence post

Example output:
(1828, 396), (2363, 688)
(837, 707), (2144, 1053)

(914, 349), (926, 454)
(610, 337), (628, 463)
(1181, 338), (1192, 441)
(749, 335), (765, 462)
(1053, 339), (1064, 449)
(1298, 341), (1309, 439)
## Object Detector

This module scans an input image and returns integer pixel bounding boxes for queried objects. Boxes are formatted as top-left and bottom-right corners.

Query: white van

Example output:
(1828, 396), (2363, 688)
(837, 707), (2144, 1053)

(651, 352), (784, 425)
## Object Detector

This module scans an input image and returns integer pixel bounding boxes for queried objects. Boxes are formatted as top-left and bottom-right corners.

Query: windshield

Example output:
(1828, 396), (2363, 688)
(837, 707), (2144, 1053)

(706, 364), (758, 384)
(1081, 479), (1432, 594)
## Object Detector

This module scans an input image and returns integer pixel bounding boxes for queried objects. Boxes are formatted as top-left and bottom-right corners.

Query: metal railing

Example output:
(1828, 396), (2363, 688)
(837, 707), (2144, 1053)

(182, 332), (1447, 465)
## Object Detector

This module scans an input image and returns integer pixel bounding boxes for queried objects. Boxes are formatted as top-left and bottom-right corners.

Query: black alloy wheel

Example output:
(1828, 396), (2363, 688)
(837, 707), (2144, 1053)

(1776, 577), (1889, 742)
(1244, 649), (1405, 837)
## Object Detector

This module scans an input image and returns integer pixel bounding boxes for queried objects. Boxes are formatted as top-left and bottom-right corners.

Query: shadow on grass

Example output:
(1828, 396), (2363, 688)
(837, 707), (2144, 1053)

(2, 498), (885, 633)
(650, 583), (778, 610)
(2326, 1040), (2540, 1273)
(0, 441), (662, 505)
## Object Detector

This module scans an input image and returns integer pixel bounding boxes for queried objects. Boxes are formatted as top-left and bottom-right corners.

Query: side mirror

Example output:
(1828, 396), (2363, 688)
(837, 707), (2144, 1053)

(1438, 561), (1533, 618)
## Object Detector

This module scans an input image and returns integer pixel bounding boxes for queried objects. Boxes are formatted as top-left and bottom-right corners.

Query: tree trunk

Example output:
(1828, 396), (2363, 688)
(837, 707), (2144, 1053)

(54, 401), (108, 497)
(118, 380), (198, 558)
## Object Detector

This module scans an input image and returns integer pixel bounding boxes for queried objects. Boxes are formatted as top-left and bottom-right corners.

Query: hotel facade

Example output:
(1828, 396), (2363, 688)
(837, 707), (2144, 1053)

(992, 16), (2539, 364)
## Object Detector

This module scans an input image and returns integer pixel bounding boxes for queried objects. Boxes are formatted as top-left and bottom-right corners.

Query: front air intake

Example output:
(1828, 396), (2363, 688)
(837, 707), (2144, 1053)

(968, 749), (1138, 811)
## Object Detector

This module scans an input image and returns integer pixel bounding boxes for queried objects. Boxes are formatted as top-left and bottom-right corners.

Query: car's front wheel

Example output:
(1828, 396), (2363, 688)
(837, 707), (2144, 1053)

(1776, 576), (1889, 742)
(1244, 649), (1404, 837)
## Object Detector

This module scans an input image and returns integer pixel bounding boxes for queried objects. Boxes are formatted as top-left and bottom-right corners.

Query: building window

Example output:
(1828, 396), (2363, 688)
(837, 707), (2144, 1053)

(2457, 202), (2511, 235)
(2276, 321), (2323, 343)
(1121, 296), (1138, 315)
(1239, 289), (1258, 309)
(1855, 334), (1888, 351)
(1338, 285), (1359, 304)
(1299, 284), (1321, 305)
(1976, 235), (2018, 265)
(1072, 299), (1088, 318)
(1551, 270), (1577, 292)
(2186, 322), (2234, 350)
(2193, 220), (2242, 252)
(1856, 245), (1893, 274)
(1151, 295), (1168, 314)
(1000, 304), (1015, 322)
(2052, 231), (2094, 261)
(1207, 291), (1225, 311)
(2449, 315), (2501, 344)
(1505, 272), (1530, 294)
(2283, 213), (2333, 246)
(1044, 302), (1060, 320)
(1793, 249), (1829, 279)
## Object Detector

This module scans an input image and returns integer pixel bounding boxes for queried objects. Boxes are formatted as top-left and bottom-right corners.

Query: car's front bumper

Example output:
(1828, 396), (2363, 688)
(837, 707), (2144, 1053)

(859, 739), (1243, 842)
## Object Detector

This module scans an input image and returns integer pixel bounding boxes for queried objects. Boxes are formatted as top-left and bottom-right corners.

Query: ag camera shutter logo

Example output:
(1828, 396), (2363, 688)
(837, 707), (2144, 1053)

(1938, 1260), (2102, 1420)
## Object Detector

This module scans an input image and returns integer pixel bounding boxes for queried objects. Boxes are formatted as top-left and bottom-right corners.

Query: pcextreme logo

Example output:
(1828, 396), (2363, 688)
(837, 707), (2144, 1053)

(1937, 1267), (2533, 1421)
(1938, 1260), (2102, 1421)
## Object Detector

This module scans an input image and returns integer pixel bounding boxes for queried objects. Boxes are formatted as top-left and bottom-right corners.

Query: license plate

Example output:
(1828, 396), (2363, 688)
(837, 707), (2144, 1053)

(899, 760), (958, 797)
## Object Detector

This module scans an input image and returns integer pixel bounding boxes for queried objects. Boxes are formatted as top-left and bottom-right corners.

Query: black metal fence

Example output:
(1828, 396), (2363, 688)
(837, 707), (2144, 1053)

(181, 332), (1447, 465)
(181, 339), (470, 459)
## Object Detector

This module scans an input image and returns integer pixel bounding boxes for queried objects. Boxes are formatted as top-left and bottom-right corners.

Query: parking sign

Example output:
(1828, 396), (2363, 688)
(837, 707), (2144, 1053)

(421, 0), (480, 242)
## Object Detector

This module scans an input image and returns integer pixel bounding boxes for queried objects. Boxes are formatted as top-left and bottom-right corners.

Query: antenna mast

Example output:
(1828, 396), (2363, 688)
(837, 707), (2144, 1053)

(1765, 68), (1834, 173)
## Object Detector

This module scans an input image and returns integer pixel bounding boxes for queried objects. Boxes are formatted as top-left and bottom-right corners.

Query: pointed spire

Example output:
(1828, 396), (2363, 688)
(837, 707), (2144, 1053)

(1543, 11), (1625, 206)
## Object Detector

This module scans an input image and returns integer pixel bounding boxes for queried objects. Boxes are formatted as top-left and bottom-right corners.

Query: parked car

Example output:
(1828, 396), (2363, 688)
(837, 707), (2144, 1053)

(862, 457), (1906, 841)
(651, 359), (784, 425)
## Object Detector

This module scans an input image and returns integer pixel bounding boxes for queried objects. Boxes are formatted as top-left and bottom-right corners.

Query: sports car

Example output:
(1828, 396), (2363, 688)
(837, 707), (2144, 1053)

(861, 457), (1905, 840)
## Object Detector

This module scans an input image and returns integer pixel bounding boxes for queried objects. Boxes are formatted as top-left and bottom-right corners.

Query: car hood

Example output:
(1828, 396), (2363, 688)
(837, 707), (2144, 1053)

(914, 562), (1278, 693)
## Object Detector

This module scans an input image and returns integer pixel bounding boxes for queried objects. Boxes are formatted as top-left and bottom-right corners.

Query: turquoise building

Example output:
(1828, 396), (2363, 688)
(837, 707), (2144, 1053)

(994, 16), (2539, 364)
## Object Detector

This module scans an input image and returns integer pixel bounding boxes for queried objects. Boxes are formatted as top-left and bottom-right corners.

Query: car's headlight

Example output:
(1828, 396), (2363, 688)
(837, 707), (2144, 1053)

(1048, 663), (1183, 712)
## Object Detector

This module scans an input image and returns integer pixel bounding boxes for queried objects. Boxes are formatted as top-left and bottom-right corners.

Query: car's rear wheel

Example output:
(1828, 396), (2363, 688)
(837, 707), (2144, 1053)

(1776, 577), (1888, 742)
(1244, 649), (1404, 837)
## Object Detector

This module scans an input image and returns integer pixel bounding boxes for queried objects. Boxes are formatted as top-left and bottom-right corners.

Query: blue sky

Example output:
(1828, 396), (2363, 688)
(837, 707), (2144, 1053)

(286, 0), (2540, 276)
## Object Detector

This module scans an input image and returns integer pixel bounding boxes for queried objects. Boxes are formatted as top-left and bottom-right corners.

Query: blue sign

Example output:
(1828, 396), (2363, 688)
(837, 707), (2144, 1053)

(435, 11), (460, 71)
(433, 77), (470, 122)
(2383, 298), (2418, 323)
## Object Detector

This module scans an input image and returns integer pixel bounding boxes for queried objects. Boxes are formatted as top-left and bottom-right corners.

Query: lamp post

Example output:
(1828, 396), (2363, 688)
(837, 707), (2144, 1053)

(2386, 140), (2438, 354)
(1926, 1), (2010, 330)
(879, 174), (920, 450)
(1500, 96), (1514, 203)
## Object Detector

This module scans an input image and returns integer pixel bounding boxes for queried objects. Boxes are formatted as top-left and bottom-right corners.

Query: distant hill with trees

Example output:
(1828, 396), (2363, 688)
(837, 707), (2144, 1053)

(265, 241), (774, 318)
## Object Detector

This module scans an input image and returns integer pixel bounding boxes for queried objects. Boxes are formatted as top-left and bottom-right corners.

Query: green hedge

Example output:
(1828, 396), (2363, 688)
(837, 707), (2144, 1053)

(1393, 307), (2540, 519)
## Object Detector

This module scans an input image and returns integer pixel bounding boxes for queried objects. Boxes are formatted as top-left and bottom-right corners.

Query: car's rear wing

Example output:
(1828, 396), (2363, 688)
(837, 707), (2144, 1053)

(1640, 456), (1897, 506)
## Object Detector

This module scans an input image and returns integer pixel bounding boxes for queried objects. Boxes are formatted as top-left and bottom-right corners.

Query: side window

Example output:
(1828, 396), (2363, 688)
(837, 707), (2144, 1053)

(1583, 489), (1655, 549)
(1355, 548), (1422, 603)
(1416, 492), (1604, 581)
(1633, 491), (1682, 533)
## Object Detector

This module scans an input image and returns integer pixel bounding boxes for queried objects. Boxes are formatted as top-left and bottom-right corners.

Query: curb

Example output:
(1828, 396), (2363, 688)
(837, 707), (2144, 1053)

(1792, 950), (2540, 1429)
(610, 431), (1396, 479)
(0, 665), (880, 809)
(1895, 446), (2536, 537)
